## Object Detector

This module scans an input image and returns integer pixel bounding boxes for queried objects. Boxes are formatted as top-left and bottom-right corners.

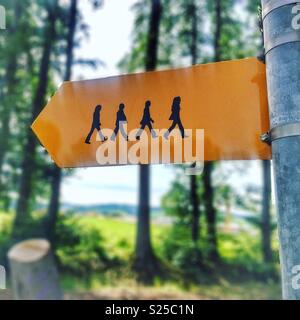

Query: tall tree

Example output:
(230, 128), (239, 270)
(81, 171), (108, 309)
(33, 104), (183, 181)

(262, 159), (272, 262)
(0, 1), (32, 206)
(203, 0), (244, 261)
(203, 162), (218, 259)
(45, 0), (78, 245)
(134, 0), (162, 282)
(187, 1), (201, 244)
(0, 2), (20, 180)
(13, 0), (58, 239)
(202, 0), (222, 261)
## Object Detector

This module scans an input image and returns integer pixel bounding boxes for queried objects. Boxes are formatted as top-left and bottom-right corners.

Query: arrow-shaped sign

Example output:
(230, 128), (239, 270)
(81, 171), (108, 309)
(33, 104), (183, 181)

(32, 57), (271, 168)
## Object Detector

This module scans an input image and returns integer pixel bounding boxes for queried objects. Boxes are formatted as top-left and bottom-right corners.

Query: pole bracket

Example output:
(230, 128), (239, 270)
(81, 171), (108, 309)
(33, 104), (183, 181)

(261, 122), (300, 145)
(264, 31), (300, 54)
(262, 0), (299, 20)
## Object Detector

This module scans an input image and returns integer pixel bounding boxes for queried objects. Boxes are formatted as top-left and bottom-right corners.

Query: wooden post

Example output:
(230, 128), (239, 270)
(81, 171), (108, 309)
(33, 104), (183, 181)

(8, 239), (62, 300)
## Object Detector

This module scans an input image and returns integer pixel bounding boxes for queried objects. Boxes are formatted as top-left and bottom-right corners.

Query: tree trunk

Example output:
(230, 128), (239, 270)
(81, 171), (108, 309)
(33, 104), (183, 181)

(8, 239), (62, 300)
(45, 0), (77, 247)
(262, 159), (272, 263)
(190, 0), (198, 66)
(13, 2), (58, 239)
(135, 165), (160, 281)
(214, 0), (222, 62)
(202, 0), (222, 261)
(134, 0), (162, 282)
(45, 168), (62, 246)
(189, 0), (201, 244)
(145, 0), (161, 71)
(191, 173), (200, 243)
(203, 162), (219, 260)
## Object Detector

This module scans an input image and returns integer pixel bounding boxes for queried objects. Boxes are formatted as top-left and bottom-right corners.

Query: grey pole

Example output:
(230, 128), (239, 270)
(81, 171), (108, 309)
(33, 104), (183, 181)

(261, 0), (300, 299)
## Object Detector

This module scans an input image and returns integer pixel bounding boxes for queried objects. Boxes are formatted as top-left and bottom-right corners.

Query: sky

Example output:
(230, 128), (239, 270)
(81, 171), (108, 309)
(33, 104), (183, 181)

(61, 0), (267, 208)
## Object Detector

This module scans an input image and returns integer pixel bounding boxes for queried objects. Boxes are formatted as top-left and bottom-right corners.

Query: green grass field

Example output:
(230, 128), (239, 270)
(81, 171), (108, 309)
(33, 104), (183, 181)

(0, 212), (282, 300)
(71, 214), (169, 260)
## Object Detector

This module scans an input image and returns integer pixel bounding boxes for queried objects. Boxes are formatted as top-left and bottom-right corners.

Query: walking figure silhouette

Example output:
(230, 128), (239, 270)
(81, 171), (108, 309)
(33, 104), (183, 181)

(164, 96), (186, 139)
(136, 100), (157, 140)
(85, 105), (107, 144)
(111, 103), (129, 141)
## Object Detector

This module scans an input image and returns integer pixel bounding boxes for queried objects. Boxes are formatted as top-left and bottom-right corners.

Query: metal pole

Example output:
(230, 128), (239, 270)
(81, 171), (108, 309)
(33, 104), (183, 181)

(261, 0), (300, 299)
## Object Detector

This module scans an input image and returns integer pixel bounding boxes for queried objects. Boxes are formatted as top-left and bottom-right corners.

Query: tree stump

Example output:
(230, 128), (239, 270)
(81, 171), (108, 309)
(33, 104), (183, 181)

(8, 239), (63, 300)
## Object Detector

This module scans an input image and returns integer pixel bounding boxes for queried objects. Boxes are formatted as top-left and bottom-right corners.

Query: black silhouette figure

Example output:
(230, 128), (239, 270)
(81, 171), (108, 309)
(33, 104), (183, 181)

(111, 103), (129, 141)
(164, 96), (186, 139)
(85, 105), (107, 144)
(136, 100), (158, 140)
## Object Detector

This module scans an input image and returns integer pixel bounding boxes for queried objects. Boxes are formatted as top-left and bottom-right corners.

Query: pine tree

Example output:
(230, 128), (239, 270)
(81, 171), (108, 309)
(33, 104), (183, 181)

(0, 0), (33, 208)
(45, 0), (78, 246)
(13, 0), (59, 239)
(203, 0), (245, 261)
(134, 0), (162, 283)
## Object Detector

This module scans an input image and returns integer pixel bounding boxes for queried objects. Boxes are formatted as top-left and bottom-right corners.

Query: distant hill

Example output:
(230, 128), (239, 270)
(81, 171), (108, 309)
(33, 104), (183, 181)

(61, 203), (162, 216)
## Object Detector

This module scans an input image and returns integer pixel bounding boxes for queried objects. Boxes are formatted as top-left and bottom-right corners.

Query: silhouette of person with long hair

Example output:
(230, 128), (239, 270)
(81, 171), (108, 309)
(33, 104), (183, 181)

(164, 96), (186, 139)
(111, 103), (129, 141)
(85, 105), (107, 144)
(136, 100), (158, 140)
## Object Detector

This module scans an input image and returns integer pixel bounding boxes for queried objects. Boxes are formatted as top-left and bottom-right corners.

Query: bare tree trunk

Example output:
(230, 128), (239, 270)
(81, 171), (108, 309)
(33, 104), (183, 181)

(202, 0), (222, 261)
(214, 0), (222, 62)
(190, 0), (198, 65)
(145, 0), (161, 71)
(8, 239), (62, 300)
(45, 0), (77, 246)
(189, 0), (201, 244)
(13, 1), (58, 239)
(262, 159), (272, 263)
(191, 173), (200, 243)
(46, 168), (62, 245)
(135, 165), (160, 281)
(203, 162), (218, 260)
(134, 0), (162, 282)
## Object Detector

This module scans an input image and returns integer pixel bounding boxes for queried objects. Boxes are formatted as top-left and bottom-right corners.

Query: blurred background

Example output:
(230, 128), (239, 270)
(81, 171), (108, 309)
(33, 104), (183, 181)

(0, 0), (281, 300)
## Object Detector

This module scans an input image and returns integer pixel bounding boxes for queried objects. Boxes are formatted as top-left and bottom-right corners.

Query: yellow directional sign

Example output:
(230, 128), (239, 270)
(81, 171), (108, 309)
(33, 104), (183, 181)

(32, 57), (271, 168)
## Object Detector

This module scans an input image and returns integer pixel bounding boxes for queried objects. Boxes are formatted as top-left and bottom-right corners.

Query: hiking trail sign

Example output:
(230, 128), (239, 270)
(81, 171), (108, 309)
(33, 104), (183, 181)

(31, 57), (271, 168)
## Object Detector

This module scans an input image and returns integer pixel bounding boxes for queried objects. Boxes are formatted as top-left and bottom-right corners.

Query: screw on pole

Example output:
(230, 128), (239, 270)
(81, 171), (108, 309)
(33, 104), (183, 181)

(261, 0), (300, 299)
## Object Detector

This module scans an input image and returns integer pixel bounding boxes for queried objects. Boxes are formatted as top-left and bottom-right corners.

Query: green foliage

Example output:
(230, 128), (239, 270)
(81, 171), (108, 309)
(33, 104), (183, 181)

(160, 224), (203, 278)
(0, 212), (13, 266)
(205, 0), (248, 61)
(55, 214), (118, 275)
(0, 210), (280, 297)
(161, 174), (191, 224)
(118, 0), (151, 72)
(0, 0), (281, 299)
